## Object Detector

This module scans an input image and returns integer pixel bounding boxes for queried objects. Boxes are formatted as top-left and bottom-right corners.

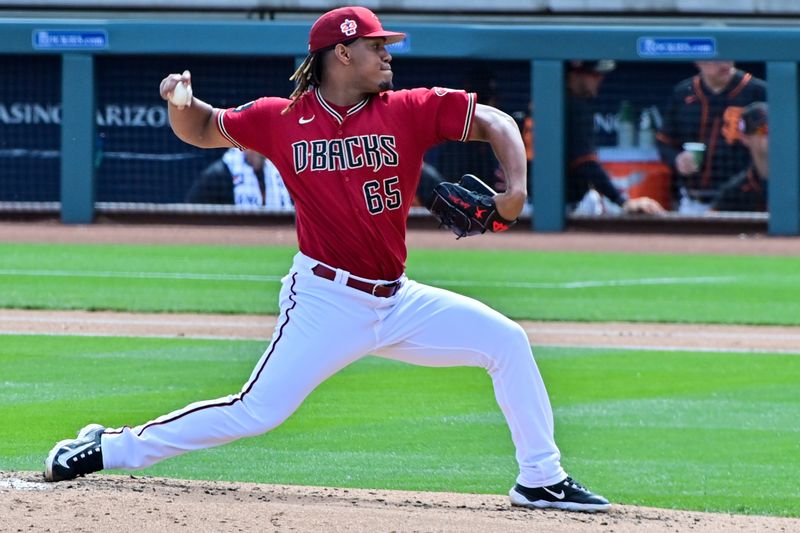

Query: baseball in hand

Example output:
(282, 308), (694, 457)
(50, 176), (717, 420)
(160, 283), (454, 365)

(170, 81), (193, 108)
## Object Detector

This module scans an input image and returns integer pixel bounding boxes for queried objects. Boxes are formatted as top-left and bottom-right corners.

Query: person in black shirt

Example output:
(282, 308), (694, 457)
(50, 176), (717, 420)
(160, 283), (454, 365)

(656, 61), (767, 212)
(711, 102), (768, 212)
(566, 60), (664, 214)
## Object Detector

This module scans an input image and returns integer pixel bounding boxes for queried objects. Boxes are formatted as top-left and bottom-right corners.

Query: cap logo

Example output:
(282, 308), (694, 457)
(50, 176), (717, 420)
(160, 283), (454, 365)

(340, 18), (358, 37)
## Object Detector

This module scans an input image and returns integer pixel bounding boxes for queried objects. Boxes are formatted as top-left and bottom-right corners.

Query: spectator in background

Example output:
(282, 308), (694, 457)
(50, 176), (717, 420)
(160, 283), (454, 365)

(186, 147), (293, 210)
(656, 61), (767, 213)
(711, 102), (768, 212)
(566, 60), (664, 215)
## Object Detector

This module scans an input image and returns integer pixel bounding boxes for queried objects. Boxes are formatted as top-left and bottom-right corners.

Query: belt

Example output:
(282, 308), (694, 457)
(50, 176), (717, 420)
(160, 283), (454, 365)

(311, 264), (401, 298)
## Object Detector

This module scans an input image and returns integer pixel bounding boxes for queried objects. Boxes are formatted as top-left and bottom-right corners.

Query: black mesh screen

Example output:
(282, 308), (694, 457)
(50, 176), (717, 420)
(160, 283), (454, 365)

(0, 55), (62, 202)
(0, 53), (770, 217)
(94, 55), (294, 204)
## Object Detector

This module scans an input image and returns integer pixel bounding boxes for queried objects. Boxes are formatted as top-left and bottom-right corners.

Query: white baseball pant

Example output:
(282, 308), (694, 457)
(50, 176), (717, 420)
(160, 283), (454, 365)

(101, 251), (566, 488)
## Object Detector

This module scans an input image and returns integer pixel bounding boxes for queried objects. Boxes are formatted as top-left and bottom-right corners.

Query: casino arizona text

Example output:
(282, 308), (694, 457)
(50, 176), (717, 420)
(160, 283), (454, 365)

(0, 102), (169, 128)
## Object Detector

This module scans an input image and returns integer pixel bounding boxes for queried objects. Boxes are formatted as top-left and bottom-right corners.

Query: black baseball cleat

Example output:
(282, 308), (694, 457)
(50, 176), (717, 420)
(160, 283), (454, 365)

(509, 476), (611, 513)
(43, 424), (105, 482)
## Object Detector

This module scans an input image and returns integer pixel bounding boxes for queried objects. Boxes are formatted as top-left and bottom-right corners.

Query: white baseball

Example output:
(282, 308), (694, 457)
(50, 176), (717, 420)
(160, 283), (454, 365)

(170, 81), (193, 108)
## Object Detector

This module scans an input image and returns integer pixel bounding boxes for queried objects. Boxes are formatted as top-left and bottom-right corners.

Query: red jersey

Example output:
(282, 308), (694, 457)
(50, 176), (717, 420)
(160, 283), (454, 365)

(217, 87), (476, 280)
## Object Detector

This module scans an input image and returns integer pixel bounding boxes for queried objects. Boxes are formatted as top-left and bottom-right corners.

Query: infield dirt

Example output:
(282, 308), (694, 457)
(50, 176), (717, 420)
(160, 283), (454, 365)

(3, 471), (800, 533)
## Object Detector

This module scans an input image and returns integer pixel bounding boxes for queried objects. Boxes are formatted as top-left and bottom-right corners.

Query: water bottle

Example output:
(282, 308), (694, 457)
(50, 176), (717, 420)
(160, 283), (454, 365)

(616, 100), (635, 148)
(638, 109), (655, 149)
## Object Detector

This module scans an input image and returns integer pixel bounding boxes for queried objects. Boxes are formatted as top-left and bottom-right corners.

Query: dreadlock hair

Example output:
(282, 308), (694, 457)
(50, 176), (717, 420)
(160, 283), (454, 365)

(282, 53), (322, 114)
(281, 38), (358, 115)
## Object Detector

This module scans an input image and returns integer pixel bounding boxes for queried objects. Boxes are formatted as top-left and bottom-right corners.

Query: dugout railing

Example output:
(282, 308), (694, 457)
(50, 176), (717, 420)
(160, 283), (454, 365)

(0, 19), (798, 235)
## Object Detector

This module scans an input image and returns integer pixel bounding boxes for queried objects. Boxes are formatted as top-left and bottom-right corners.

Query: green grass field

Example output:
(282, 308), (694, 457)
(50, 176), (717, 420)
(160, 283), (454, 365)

(1, 242), (799, 517)
(2, 242), (800, 324)
(1, 335), (797, 516)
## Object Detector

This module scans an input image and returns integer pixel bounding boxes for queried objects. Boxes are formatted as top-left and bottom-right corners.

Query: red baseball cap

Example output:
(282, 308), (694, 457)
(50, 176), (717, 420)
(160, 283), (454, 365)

(308, 6), (405, 53)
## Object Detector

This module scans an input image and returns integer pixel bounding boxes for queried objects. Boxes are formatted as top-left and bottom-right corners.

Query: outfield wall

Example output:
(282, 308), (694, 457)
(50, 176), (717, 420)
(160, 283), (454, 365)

(0, 18), (798, 234)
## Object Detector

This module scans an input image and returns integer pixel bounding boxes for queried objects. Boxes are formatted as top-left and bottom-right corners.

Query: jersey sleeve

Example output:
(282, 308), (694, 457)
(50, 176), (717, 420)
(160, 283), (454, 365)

(216, 97), (286, 156)
(402, 87), (477, 145)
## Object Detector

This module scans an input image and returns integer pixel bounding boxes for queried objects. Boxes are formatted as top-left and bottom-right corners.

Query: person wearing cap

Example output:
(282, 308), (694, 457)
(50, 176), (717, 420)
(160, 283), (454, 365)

(43, 5), (610, 513)
(710, 102), (768, 212)
(656, 61), (767, 212)
(566, 60), (665, 215)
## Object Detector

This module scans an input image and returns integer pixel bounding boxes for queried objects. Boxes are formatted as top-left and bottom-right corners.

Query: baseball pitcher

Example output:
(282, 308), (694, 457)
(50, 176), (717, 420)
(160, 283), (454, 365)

(44, 5), (609, 513)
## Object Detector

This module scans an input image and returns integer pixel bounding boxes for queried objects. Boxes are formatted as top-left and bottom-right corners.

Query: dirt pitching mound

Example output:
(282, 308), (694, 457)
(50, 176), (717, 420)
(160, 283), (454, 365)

(2, 472), (797, 532)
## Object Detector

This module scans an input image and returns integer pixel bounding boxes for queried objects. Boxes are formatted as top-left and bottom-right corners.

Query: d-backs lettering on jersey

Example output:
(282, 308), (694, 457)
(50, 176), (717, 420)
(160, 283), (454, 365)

(217, 87), (476, 280)
(292, 135), (399, 173)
